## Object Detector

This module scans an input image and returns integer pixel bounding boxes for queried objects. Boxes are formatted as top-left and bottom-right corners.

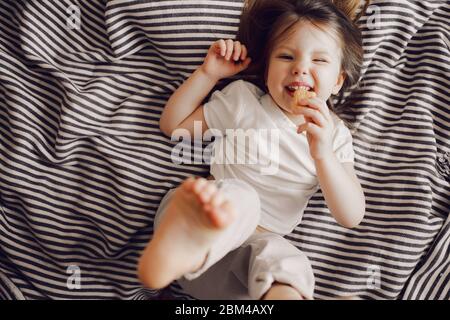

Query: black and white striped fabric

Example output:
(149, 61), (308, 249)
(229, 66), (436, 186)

(0, 0), (448, 300)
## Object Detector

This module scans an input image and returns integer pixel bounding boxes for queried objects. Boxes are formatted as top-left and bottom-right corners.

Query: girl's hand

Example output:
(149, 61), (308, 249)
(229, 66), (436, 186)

(200, 39), (252, 81)
(294, 97), (335, 161)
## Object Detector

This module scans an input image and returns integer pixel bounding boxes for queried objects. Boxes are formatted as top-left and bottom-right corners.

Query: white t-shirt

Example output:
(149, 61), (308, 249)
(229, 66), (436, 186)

(203, 80), (354, 235)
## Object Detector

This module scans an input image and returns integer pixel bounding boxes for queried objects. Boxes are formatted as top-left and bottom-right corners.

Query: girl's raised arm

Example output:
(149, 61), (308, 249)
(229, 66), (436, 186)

(159, 39), (251, 137)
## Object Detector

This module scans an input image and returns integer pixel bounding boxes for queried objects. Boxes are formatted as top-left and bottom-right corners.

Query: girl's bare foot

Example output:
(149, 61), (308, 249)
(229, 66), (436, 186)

(138, 177), (236, 289)
(262, 283), (305, 300)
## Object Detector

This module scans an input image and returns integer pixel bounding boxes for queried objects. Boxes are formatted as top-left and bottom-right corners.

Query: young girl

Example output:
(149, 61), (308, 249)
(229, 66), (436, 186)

(138, 0), (366, 300)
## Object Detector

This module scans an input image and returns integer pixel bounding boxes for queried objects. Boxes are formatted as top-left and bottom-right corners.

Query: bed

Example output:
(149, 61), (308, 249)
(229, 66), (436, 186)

(0, 0), (449, 299)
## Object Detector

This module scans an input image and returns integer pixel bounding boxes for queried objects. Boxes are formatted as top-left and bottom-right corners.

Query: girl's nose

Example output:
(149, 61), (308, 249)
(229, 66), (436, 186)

(292, 61), (309, 76)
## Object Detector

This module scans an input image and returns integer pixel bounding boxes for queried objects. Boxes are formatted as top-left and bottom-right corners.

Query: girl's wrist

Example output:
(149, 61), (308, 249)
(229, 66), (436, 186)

(198, 65), (221, 83)
(313, 151), (337, 165)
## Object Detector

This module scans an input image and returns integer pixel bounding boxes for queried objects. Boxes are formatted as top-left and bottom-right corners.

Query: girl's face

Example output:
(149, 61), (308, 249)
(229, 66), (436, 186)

(266, 21), (345, 114)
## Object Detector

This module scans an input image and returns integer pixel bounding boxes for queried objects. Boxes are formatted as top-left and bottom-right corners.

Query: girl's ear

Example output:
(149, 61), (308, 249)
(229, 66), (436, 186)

(332, 72), (345, 95)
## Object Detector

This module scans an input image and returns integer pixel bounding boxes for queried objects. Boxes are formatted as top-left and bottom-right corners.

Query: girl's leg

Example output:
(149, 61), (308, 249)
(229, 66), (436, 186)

(137, 177), (260, 290)
(177, 228), (314, 300)
(246, 231), (315, 300)
(262, 282), (304, 300)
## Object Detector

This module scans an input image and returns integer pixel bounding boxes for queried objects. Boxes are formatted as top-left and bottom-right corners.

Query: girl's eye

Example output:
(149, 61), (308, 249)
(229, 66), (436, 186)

(278, 54), (293, 60)
(313, 58), (328, 63)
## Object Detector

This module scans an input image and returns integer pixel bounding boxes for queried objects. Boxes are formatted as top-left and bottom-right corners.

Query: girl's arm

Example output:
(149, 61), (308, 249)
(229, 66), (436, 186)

(315, 157), (365, 228)
(159, 68), (216, 136)
(295, 97), (365, 228)
(159, 39), (251, 137)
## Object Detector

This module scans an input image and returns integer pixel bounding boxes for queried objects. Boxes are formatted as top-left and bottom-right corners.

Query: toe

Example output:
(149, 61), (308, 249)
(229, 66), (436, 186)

(210, 200), (236, 228)
(210, 192), (225, 208)
(198, 183), (217, 204)
(181, 177), (196, 191)
(193, 178), (208, 194)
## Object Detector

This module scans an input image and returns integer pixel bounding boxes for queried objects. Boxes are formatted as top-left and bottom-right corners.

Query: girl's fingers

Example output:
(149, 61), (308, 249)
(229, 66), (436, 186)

(241, 57), (252, 69)
(233, 41), (242, 61)
(297, 121), (321, 135)
(213, 39), (249, 62)
(294, 107), (327, 127)
(297, 123), (307, 134)
(225, 39), (234, 60)
(214, 39), (226, 56)
(240, 45), (247, 60)
(235, 57), (252, 73)
(300, 97), (332, 121)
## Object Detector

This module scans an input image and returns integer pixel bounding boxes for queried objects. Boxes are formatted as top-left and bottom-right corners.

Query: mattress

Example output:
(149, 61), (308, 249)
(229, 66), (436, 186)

(0, 0), (449, 299)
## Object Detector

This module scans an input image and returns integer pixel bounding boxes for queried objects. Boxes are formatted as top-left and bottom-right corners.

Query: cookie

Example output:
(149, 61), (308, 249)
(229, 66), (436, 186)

(293, 87), (316, 107)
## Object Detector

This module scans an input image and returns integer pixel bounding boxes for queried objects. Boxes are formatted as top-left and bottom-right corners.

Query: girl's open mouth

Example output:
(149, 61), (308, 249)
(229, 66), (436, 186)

(285, 85), (313, 97)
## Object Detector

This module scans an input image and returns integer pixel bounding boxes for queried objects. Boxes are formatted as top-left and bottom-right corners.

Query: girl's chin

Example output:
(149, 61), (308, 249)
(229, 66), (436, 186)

(278, 105), (295, 115)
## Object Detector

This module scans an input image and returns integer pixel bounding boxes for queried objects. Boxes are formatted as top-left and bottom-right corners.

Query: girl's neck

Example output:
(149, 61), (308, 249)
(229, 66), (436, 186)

(282, 109), (306, 126)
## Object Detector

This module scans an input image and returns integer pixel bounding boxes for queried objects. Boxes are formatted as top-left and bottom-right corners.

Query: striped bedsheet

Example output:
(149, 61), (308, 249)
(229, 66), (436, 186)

(0, 0), (448, 299)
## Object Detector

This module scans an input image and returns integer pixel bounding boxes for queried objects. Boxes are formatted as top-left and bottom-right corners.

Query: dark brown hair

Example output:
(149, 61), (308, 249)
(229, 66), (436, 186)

(237, 0), (369, 111)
